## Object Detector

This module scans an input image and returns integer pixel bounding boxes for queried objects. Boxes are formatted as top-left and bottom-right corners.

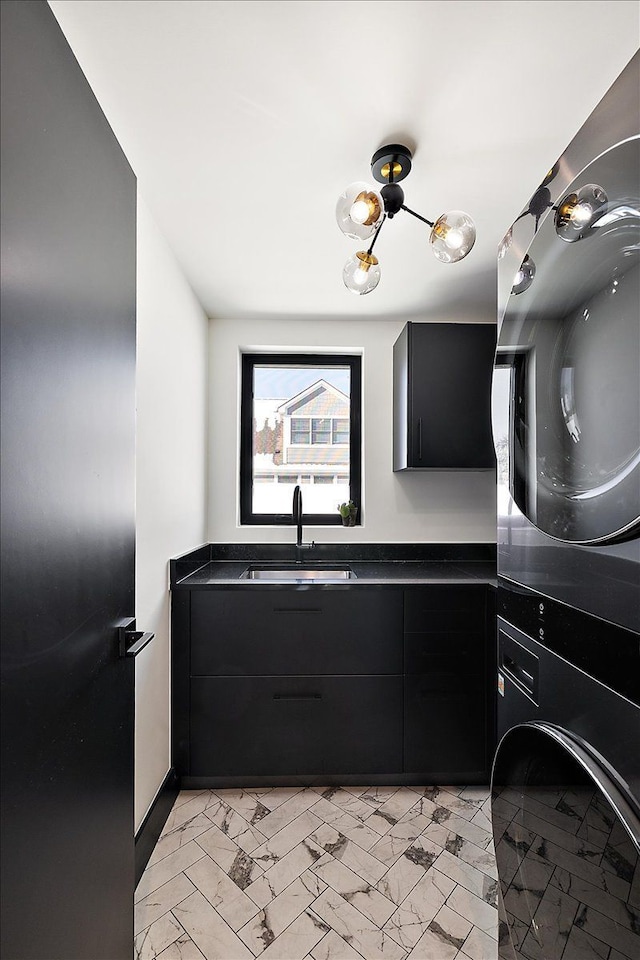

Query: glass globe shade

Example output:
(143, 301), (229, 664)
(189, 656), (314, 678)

(343, 252), (381, 295)
(498, 227), (513, 260)
(555, 184), (608, 242)
(430, 211), (476, 263)
(336, 182), (384, 241)
(511, 255), (536, 295)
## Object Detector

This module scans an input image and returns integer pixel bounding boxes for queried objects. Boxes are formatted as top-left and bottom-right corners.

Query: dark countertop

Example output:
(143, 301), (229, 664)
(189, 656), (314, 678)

(172, 559), (497, 589)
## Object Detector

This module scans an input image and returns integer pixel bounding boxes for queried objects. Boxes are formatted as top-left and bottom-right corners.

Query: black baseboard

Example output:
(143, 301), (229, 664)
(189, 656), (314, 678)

(135, 768), (180, 887)
(180, 772), (491, 790)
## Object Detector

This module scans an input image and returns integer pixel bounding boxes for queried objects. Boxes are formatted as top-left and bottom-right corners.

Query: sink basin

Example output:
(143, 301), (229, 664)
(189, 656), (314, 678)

(242, 565), (356, 581)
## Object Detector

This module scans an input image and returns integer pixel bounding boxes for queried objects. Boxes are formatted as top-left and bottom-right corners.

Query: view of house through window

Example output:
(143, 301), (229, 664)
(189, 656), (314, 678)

(240, 355), (361, 523)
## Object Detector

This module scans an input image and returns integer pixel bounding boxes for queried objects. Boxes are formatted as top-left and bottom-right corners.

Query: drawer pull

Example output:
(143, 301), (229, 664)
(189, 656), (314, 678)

(273, 693), (322, 701)
(273, 608), (322, 614)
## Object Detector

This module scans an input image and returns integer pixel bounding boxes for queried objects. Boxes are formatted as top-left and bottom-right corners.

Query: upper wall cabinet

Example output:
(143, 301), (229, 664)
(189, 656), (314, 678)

(393, 322), (496, 471)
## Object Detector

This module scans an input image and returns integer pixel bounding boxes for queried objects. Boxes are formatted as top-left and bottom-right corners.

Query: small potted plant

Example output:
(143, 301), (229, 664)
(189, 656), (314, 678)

(338, 501), (358, 526)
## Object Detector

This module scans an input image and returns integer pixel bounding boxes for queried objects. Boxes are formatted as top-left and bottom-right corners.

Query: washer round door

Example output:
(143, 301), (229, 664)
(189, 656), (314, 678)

(491, 722), (640, 960)
(495, 137), (640, 544)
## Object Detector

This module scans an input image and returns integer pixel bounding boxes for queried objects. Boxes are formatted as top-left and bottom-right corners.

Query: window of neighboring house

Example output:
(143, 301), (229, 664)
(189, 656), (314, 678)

(311, 418), (331, 445)
(290, 417), (350, 446)
(240, 353), (362, 525)
(290, 419), (310, 444)
(332, 419), (350, 444)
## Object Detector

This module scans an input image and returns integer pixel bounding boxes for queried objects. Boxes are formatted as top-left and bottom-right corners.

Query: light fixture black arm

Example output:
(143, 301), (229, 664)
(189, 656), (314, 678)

(400, 204), (435, 228)
(366, 214), (386, 256)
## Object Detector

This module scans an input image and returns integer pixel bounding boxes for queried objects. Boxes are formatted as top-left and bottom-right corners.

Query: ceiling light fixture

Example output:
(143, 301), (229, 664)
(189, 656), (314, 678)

(337, 144), (476, 295)
(511, 255), (536, 295)
(554, 183), (608, 241)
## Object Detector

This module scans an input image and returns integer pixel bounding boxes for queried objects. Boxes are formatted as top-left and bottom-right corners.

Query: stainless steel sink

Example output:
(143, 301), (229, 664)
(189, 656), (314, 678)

(242, 565), (356, 580)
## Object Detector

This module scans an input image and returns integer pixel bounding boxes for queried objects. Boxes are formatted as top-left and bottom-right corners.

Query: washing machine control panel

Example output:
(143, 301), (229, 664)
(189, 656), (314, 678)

(497, 578), (639, 706)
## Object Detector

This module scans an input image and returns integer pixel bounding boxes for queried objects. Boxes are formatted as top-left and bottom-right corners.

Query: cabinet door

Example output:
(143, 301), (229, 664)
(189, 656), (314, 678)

(409, 323), (496, 468)
(321, 676), (402, 775)
(191, 589), (402, 676)
(404, 673), (487, 779)
(403, 586), (489, 780)
(404, 585), (486, 640)
(190, 676), (402, 777)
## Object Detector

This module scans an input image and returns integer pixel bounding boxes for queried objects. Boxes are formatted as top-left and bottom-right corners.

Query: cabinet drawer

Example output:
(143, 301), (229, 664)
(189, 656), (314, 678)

(190, 589), (402, 676)
(190, 675), (403, 777)
(405, 631), (485, 675)
(404, 586), (486, 633)
(404, 674), (487, 778)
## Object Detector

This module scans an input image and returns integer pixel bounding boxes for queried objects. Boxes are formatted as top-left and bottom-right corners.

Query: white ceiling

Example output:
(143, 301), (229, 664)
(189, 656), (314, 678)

(49, 1), (639, 322)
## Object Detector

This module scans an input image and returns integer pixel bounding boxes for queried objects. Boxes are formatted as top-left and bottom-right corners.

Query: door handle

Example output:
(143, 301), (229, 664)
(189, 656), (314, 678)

(273, 608), (322, 614)
(417, 417), (423, 461)
(273, 693), (322, 701)
(118, 618), (155, 658)
(502, 653), (535, 695)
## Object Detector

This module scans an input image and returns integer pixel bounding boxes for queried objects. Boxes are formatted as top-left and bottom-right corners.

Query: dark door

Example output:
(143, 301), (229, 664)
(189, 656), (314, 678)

(1, 3), (136, 958)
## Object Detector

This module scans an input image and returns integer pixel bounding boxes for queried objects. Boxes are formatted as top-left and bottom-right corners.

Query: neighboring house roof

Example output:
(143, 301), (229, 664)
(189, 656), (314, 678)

(277, 379), (349, 418)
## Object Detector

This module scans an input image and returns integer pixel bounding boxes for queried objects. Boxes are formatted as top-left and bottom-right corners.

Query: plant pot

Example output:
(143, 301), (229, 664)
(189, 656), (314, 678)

(341, 512), (357, 527)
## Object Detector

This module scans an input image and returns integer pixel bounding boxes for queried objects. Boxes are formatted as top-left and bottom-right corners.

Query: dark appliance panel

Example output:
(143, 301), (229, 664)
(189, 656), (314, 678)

(497, 616), (640, 800)
(497, 138), (640, 546)
(498, 580), (640, 707)
(492, 55), (640, 960)
(492, 722), (640, 960)
(493, 52), (640, 633)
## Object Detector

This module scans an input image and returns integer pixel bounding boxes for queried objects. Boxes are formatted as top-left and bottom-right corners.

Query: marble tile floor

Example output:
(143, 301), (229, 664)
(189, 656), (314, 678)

(134, 784), (499, 960)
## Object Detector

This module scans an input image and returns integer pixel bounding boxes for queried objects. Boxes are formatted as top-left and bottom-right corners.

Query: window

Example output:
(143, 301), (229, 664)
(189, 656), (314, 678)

(240, 353), (362, 525)
(290, 419), (310, 444)
(332, 419), (349, 444)
(311, 418), (331, 445)
(290, 417), (349, 446)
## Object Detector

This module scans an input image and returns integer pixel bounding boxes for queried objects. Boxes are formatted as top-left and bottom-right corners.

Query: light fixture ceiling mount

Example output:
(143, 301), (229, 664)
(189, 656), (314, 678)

(370, 144), (412, 185)
(337, 143), (476, 294)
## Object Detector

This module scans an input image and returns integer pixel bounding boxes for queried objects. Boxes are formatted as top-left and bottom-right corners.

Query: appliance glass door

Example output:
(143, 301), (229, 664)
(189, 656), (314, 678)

(492, 722), (640, 960)
(495, 138), (640, 544)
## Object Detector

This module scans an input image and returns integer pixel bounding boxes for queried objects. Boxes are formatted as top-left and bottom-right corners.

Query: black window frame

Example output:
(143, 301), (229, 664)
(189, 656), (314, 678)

(240, 352), (362, 526)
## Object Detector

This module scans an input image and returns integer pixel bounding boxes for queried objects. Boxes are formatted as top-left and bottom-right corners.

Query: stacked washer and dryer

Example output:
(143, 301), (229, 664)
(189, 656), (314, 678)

(490, 52), (640, 960)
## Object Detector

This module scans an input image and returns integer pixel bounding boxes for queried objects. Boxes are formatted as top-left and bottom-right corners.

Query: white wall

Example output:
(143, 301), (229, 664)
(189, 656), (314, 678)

(208, 317), (496, 544)
(135, 193), (208, 830)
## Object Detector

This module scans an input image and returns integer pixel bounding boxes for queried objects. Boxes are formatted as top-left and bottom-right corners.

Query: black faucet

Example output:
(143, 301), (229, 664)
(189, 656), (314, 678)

(292, 485), (314, 561)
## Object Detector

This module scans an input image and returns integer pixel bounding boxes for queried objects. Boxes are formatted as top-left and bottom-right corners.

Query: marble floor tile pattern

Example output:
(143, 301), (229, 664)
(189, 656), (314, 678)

(135, 785), (498, 960)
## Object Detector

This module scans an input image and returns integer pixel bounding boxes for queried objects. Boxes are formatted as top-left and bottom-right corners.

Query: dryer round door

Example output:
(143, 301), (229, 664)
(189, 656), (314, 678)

(491, 722), (640, 960)
(495, 137), (640, 544)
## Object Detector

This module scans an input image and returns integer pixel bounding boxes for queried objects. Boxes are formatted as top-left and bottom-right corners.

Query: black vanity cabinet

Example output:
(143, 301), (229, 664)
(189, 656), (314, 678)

(403, 585), (494, 782)
(178, 588), (404, 782)
(393, 322), (497, 470)
(172, 577), (496, 787)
